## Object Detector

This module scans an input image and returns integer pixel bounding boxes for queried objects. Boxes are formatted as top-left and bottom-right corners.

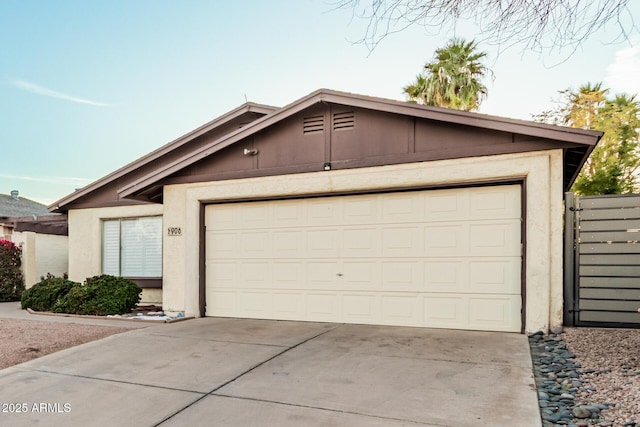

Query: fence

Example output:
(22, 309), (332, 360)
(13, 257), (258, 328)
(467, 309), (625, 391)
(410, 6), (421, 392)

(564, 193), (640, 327)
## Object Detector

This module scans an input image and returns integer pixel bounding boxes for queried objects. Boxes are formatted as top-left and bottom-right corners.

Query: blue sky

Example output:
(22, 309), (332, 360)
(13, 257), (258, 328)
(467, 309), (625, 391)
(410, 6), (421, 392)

(1, 1), (639, 205)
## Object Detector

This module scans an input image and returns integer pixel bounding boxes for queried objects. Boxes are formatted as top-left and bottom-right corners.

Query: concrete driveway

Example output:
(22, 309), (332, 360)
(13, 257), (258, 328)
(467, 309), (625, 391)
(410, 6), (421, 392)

(0, 318), (541, 426)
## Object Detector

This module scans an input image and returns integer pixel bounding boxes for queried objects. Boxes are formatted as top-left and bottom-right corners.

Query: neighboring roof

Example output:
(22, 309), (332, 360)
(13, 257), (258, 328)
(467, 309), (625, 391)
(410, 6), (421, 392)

(49, 101), (278, 212)
(117, 89), (603, 200)
(0, 193), (52, 217)
(7, 215), (68, 236)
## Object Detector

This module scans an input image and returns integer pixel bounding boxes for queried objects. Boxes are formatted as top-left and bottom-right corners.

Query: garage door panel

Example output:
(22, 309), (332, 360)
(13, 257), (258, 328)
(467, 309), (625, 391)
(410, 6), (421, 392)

(342, 227), (380, 256)
(272, 230), (305, 255)
(306, 261), (340, 288)
(343, 198), (380, 224)
(424, 191), (469, 221)
(205, 185), (522, 332)
(382, 193), (424, 221)
(239, 291), (272, 317)
(424, 260), (468, 293)
(241, 262), (272, 286)
(423, 295), (469, 328)
(273, 262), (304, 285)
(307, 293), (341, 320)
(382, 262), (423, 292)
(382, 226), (421, 257)
(469, 259), (521, 294)
(273, 292), (306, 319)
(240, 204), (271, 227)
(307, 230), (340, 257)
(207, 290), (236, 316)
(240, 232), (270, 257)
(206, 205), (237, 230)
(424, 225), (467, 256)
(382, 295), (420, 325)
(306, 199), (340, 224)
(342, 262), (381, 290)
(469, 296), (521, 332)
(469, 187), (520, 219)
(207, 231), (238, 258)
(273, 202), (305, 227)
(469, 220), (521, 256)
(343, 294), (380, 323)
(207, 261), (236, 287)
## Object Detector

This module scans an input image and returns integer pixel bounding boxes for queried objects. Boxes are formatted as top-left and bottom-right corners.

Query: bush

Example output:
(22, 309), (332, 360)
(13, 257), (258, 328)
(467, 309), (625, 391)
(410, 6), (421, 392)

(53, 275), (141, 316)
(0, 240), (25, 301)
(20, 276), (77, 311)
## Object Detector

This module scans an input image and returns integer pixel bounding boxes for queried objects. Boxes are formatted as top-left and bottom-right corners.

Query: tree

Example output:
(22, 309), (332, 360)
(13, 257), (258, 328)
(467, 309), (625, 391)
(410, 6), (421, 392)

(404, 38), (489, 111)
(535, 83), (640, 195)
(336, 0), (635, 55)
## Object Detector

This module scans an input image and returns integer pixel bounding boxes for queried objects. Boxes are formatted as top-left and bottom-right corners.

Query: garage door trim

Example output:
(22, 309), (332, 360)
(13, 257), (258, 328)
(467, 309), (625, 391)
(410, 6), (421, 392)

(199, 179), (526, 332)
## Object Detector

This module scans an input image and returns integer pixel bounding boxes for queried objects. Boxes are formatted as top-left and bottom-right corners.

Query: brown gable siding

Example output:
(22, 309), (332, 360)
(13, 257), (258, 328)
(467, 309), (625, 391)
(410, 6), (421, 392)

(186, 106), (328, 176)
(152, 103), (584, 197)
(59, 111), (269, 211)
(53, 89), (601, 209)
(117, 90), (601, 201)
(252, 110), (326, 169)
(331, 107), (411, 160)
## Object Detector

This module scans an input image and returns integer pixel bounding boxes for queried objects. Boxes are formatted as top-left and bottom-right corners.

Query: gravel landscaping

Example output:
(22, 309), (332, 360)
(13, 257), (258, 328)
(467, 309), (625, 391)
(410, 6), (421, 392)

(530, 328), (640, 427)
(0, 318), (130, 369)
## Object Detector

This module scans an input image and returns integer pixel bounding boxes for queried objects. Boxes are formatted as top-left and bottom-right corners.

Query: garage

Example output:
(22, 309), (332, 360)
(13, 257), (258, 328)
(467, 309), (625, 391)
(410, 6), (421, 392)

(205, 184), (522, 332)
(78, 88), (601, 333)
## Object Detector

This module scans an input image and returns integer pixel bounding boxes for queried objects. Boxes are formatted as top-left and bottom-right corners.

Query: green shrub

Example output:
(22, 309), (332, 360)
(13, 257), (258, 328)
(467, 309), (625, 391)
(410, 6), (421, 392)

(0, 240), (25, 302)
(20, 276), (77, 311)
(53, 275), (141, 316)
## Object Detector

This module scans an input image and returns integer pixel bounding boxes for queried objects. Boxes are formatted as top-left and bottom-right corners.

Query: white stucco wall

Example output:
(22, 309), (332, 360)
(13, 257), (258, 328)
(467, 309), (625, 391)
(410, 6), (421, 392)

(140, 288), (163, 305)
(68, 204), (163, 283)
(161, 149), (564, 333)
(12, 231), (68, 288)
(35, 234), (69, 283)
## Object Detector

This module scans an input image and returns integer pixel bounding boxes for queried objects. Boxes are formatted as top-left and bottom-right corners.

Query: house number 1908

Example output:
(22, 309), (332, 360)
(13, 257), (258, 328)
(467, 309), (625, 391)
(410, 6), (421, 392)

(167, 227), (182, 236)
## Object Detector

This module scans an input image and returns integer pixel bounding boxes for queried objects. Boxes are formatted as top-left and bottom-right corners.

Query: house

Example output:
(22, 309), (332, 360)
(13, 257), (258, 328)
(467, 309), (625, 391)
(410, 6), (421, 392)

(50, 89), (602, 333)
(0, 191), (68, 286)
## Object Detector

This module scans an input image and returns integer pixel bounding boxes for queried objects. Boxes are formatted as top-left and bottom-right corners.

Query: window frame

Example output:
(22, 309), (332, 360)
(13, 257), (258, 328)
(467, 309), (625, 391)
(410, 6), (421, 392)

(101, 216), (163, 286)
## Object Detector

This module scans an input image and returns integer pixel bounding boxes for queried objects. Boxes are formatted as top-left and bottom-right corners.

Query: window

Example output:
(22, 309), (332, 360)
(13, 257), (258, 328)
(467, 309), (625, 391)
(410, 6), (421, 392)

(102, 216), (162, 277)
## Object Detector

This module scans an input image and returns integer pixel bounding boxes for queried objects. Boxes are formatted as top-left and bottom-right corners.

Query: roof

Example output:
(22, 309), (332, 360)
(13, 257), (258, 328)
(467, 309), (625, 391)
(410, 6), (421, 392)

(117, 89), (602, 200)
(49, 101), (278, 212)
(0, 193), (53, 218)
(9, 215), (68, 236)
(51, 89), (603, 211)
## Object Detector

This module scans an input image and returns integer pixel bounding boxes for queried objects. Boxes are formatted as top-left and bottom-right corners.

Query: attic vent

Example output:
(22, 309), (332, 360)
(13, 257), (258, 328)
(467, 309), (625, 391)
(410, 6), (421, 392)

(303, 115), (324, 134)
(333, 111), (355, 131)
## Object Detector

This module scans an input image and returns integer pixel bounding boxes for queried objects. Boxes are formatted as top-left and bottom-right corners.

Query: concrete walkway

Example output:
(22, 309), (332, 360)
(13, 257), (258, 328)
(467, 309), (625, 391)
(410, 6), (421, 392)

(0, 313), (541, 426)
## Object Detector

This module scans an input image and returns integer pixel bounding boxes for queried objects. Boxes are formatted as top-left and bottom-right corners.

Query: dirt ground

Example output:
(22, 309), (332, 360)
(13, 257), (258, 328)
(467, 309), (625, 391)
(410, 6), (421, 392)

(0, 318), (131, 369)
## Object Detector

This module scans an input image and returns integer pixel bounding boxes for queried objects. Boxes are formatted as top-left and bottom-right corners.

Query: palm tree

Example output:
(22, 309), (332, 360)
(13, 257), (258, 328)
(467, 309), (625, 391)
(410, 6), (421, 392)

(404, 38), (490, 111)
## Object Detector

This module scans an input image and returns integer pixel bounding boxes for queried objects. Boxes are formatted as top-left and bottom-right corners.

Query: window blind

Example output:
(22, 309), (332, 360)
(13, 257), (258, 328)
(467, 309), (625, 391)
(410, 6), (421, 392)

(102, 216), (162, 277)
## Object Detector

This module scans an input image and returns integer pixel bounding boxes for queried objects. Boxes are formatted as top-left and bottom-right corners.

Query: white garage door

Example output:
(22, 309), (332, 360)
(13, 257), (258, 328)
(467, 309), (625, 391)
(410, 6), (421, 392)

(205, 185), (522, 332)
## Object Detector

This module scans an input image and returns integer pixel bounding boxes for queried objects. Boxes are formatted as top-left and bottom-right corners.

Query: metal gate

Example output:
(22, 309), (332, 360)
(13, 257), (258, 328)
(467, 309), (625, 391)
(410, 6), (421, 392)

(565, 193), (640, 327)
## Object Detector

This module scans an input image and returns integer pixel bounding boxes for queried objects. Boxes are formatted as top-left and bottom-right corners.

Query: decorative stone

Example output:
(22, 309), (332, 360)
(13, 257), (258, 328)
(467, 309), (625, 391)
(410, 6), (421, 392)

(572, 407), (591, 419)
(529, 332), (611, 427)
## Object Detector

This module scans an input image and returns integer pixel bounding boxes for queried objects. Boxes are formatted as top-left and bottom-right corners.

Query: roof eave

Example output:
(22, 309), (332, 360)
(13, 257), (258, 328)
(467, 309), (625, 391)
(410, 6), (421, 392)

(118, 89), (603, 200)
(118, 91), (327, 198)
